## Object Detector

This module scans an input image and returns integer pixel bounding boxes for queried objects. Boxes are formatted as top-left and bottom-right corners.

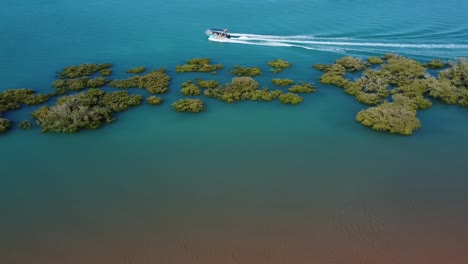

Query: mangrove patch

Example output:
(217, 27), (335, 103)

(278, 93), (304, 105)
(147, 96), (163, 105)
(175, 58), (224, 73)
(0, 88), (49, 112)
(31, 89), (142, 133)
(126, 67), (147, 74)
(59, 63), (112, 79)
(197, 79), (221, 89)
(19, 120), (33, 130)
(0, 113), (12, 133)
(288, 82), (316, 93)
(268, 59), (291, 73)
(181, 81), (202, 96)
(272, 78), (294, 87)
(1, 56), (466, 136)
(203, 77), (284, 103)
(52, 77), (108, 92)
(230, 65), (262, 76)
(171, 98), (204, 112)
(109, 68), (170, 94)
(315, 54), (468, 135)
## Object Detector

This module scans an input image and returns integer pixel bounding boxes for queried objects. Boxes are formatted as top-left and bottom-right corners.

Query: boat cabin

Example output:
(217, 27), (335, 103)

(206, 29), (231, 38)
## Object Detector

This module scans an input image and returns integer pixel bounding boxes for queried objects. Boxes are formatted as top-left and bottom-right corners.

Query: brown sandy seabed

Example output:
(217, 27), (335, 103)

(1, 205), (467, 264)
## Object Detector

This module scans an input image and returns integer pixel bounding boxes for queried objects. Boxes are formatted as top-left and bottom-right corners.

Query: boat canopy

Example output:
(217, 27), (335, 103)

(206, 28), (230, 38)
(209, 29), (228, 32)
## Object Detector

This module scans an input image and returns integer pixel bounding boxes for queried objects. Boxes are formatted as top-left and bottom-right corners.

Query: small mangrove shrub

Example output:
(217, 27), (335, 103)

(126, 67), (147, 74)
(424, 59), (445, 69)
(197, 79), (221, 89)
(175, 58), (224, 73)
(356, 101), (421, 135)
(367, 56), (384, 65)
(230, 65), (262, 76)
(31, 89), (142, 133)
(0, 114), (12, 133)
(336, 56), (368, 72)
(0, 89), (49, 112)
(60, 63), (112, 78)
(146, 96), (163, 105)
(181, 81), (202, 96)
(268, 59), (291, 73)
(109, 68), (171, 94)
(288, 82), (316, 93)
(313, 64), (332, 72)
(19, 120), (33, 130)
(100, 69), (112, 77)
(278, 93), (303, 104)
(171, 98), (204, 112)
(272, 78), (294, 86)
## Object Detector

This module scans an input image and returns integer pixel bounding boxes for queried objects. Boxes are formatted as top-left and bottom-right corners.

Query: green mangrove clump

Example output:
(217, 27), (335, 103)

(367, 56), (384, 65)
(356, 101), (421, 135)
(181, 81), (202, 96)
(318, 64), (350, 88)
(248, 88), (283, 101)
(424, 59), (468, 106)
(313, 64), (332, 72)
(100, 91), (143, 112)
(278, 93), (304, 105)
(60, 63), (111, 79)
(344, 69), (389, 105)
(269, 59), (291, 73)
(391, 80), (432, 110)
(19, 120), (33, 130)
(126, 67), (147, 74)
(230, 65), (262, 76)
(0, 89), (49, 112)
(146, 96), (163, 105)
(109, 68), (171, 94)
(171, 98), (204, 112)
(458, 89), (468, 107)
(381, 53), (399, 60)
(0, 114), (12, 133)
(272, 78), (294, 86)
(31, 89), (142, 133)
(336, 56), (368, 72)
(203, 77), (259, 103)
(52, 77), (108, 92)
(288, 82), (316, 93)
(203, 77), (282, 103)
(438, 58), (468, 88)
(100, 69), (112, 77)
(88, 77), (108, 88)
(52, 77), (88, 91)
(424, 59), (445, 69)
(175, 58), (224, 73)
(315, 54), (468, 136)
(424, 77), (459, 104)
(380, 56), (426, 86)
(196, 79), (221, 89)
(391, 93), (432, 110)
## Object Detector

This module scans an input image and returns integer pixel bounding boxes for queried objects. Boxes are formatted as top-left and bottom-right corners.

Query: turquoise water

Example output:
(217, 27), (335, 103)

(1, 0), (468, 263)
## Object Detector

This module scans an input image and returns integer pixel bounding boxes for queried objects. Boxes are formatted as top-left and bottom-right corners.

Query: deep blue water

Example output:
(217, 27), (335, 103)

(1, 0), (468, 263)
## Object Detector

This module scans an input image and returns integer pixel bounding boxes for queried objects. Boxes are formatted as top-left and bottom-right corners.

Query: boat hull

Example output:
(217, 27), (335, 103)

(205, 29), (231, 39)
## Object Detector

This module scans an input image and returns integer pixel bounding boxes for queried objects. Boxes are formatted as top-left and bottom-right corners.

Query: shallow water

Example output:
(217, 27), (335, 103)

(1, 0), (468, 263)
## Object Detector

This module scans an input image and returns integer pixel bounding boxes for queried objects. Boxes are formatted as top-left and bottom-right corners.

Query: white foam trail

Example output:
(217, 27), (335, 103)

(208, 33), (468, 58)
(208, 36), (344, 52)
(234, 37), (468, 49)
(227, 33), (468, 49)
(230, 33), (354, 41)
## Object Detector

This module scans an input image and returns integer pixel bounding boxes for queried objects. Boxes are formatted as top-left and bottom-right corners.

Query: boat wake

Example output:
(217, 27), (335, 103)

(209, 33), (468, 58)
